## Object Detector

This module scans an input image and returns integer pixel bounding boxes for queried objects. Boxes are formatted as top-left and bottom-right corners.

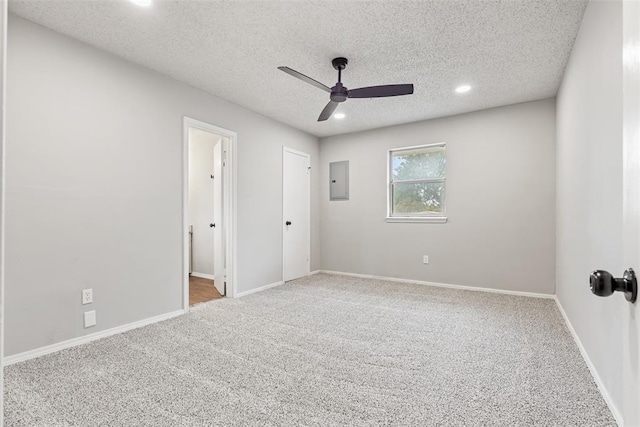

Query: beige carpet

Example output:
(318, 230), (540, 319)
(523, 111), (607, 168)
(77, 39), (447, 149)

(5, 273), (615, 426)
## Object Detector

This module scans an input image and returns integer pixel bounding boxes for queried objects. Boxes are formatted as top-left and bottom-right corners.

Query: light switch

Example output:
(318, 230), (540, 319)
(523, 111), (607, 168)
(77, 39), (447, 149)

(84, 310), (96, 328)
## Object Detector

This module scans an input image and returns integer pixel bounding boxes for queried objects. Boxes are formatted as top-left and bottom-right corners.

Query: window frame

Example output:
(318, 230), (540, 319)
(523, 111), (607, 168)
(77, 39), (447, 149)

(386, 142), (448, 223)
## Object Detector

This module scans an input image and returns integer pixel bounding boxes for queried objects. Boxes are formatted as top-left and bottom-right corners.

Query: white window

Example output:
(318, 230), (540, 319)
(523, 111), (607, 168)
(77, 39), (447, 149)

(387, 143), (447, 223)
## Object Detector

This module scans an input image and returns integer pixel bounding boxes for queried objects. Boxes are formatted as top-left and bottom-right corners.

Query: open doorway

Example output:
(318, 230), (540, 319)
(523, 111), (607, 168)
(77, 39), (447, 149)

(183, 118), (236, 310)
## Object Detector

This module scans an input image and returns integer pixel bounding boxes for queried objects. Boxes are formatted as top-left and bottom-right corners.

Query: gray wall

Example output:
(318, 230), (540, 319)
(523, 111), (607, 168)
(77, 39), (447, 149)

(556, 0), (626, 421)
(5, 16), (320, 356)
(320, 99), (556, 294)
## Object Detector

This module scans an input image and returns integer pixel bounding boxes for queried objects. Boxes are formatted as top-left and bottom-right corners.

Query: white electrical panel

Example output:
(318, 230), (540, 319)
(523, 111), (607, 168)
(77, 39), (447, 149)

(330, 160), (349, 201)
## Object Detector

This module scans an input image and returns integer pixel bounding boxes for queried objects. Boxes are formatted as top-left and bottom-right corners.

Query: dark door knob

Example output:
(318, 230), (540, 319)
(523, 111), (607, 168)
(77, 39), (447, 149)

(210, 223), (215, 228)
(285, 221), (292, 226)
(590, 269), (637, 303)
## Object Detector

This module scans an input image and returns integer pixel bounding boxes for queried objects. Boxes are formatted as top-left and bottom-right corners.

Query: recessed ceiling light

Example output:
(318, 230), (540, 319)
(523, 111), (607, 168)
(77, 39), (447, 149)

(455, 85), (472, 94)
(334, 113), (346, 119)
(130, 0), (152, 6)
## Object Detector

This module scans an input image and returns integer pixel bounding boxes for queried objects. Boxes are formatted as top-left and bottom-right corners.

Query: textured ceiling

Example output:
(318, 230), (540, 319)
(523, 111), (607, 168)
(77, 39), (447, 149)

(9, 0), (587, 138)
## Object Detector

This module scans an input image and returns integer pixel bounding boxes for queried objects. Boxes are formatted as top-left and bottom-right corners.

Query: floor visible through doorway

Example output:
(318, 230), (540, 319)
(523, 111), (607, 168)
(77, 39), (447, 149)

(189, 276), (222, 305)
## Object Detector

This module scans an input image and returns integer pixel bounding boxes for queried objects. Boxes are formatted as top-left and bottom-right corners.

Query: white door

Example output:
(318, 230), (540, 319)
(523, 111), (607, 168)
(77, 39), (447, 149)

(213, 139), (225, 295)
(283, 147), (310, 282)
(622, 2), (640, 424)
(0, 1), (5, 421)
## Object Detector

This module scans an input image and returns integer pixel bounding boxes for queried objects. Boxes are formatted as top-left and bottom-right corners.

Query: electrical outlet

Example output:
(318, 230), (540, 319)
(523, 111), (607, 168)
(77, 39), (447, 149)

(423, 255), (429, 264)
(82, 289), (93, 305)
(84, 310), (96, 328)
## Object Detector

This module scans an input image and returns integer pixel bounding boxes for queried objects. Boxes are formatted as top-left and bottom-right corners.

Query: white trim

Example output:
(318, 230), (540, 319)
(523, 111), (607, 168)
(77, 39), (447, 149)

(3, 310), (184, 366)
(315, 271), (619, 423)
(183, 117), (238, 312)
(390, 142), (447, 152)
(554, 297), (624, 426)
(309, 270), (321, 276)
(282, 146), (310, 158)
(190, 272), (215, 281)
(282, 146), (311, 282)
(224, 135), (238, 299)
(319, 270), (554, 299)
(235, 281), (284, 298)
(385, 216), (448, 223)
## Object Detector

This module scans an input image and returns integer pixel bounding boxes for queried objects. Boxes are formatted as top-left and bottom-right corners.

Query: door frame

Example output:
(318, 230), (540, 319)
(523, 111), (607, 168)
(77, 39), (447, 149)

(282, 146), (311, 282)
(182, 117), (237, 311)
(212, 139), (225, 296)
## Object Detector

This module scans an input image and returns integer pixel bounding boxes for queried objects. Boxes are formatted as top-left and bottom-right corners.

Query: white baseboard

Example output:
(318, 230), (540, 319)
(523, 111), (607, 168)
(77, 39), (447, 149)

(4, 309), (184, 366)
(235, 280), (284, 298)
(318, 271), (619, 422)
(191, 272), (215, 280)
(2, 271), (619, 426)
(318, 270), (554, 299)
(235, 271), (317, 298)
(554, 297), (623, 426)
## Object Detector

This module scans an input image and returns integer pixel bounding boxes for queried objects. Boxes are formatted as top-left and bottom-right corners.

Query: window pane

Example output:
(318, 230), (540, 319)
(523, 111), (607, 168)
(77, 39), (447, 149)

(391, 146), (445, 181)
(392, 181), (445, 215)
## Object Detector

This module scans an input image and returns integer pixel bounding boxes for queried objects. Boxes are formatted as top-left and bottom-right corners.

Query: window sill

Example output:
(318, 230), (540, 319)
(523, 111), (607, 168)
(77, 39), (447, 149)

(385, 216), (448, 224)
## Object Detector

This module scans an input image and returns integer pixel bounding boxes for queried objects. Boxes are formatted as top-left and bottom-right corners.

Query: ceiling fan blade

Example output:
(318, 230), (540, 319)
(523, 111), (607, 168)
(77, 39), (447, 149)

(348, 84), (414, 99)
(278, 66), (331, 93)
(318, 101), (339, 122)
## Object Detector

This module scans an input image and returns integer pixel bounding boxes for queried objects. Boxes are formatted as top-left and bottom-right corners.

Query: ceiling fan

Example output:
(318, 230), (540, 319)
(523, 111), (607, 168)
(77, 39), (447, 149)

(278, 57), (414, 122)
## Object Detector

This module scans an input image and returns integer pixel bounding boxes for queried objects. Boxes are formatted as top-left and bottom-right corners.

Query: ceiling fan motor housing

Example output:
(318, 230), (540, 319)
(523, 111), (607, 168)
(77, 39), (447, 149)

(330, 83), (348, 102)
